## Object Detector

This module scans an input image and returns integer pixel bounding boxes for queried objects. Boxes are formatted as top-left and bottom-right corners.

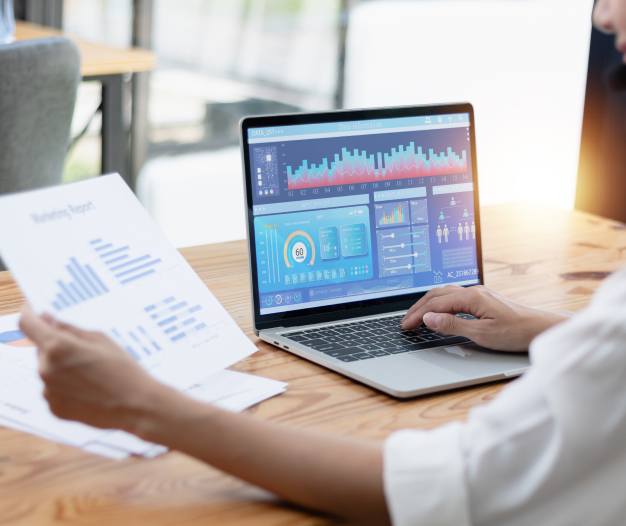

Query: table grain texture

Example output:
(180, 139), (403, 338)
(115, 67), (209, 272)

(0, 202), (624, 525)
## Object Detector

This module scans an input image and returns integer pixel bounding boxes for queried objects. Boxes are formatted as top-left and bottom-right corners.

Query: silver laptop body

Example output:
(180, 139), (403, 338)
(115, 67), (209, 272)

(240, 103), (530, 398)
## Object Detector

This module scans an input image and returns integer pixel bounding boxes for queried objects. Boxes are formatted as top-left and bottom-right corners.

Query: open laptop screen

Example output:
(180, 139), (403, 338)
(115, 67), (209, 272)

(243, 104), (482, 322)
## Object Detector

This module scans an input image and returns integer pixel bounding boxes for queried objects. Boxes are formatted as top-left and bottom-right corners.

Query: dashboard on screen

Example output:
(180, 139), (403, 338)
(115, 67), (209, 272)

(245, 109), (480, 318)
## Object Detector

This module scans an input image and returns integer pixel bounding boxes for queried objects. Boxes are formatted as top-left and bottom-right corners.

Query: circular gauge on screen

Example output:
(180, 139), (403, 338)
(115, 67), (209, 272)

(283, 230), (316, 268)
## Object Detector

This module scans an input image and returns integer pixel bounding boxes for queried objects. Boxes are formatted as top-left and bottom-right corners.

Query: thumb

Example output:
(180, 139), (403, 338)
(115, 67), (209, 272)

(41, 312), (100, 341)
(423, 312), (476, 339)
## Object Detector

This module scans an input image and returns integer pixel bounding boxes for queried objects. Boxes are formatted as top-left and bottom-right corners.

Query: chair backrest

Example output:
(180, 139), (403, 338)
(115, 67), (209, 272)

(0, 37), (80, 271)
(0, 36), (80, 194)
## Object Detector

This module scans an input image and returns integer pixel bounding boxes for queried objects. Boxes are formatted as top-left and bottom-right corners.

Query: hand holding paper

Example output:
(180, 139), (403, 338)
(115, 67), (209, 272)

(20, 306), (170, 432)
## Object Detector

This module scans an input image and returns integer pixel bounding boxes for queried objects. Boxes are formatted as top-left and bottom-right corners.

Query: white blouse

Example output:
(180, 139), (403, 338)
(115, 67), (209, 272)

(384, 265), (626, 526)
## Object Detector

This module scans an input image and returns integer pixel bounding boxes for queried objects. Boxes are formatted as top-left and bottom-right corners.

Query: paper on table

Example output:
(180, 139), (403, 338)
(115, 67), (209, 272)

(96, 369), (288, 455)
(0, 315), (111, 446)
(0, 416), (130, 460)
(0, 174), (257, 390)
(0, 313), (287, 458)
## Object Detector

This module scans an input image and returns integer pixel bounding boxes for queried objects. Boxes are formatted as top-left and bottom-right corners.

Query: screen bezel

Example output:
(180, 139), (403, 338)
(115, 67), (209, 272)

(240, 102), (483, 334)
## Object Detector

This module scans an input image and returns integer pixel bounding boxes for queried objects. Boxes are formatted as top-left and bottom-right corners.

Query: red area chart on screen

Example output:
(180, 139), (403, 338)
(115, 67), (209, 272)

(0, 330), (35, 348)
(287, 142), (467, 190)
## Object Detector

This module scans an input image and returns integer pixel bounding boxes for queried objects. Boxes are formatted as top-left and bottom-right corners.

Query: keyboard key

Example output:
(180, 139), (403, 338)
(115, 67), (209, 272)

(416, 328), (435, 335)
(421, 334), (439, 341)
(378, 341), (402, 350)
(353, 353), (375, 360)
(371, 350), (390, 357)
(358, 343), (381, 351)
(323, 336), (346, 344)
(286, 334), (310, 342)
(388, 347), (411, 354)
(343, 337), (376, 346)
(325, 347), (365, 357)
(304, 340), (346, 352)
(405, 336), (426, 344)
(338, 355), (359, 362)
(369, 336), (391, 343)
(333, 327), (354, 335)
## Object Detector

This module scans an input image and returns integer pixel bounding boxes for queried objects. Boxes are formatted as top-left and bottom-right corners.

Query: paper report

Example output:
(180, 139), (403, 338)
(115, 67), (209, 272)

(0, 174), (257, 389)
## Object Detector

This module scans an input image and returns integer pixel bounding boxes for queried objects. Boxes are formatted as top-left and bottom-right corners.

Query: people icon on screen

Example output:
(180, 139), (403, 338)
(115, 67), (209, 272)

(458, 223), (463, 241)
(437, 225), (443, 243)
(463, 208), (469, 218)
(450, 196), (456, 206)
(443, 224), (449, 243)
(439, 210), (445, 221)
(471, 221), (476, 239)
(464, 222), (470, 240)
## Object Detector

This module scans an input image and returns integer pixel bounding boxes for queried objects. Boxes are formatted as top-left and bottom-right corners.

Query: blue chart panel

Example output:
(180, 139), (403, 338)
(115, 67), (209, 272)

(340, 224), (368, 257)
(320, 226), (339, 260)
(410, 199), (428, 224)
(376, 226), (432, 278)
(51, 257), (109, 311)
(145, 296), (206, 344)
(253, 206), (373, 294)
(90, 238), (161, 285)
(111, 326), (161, 360)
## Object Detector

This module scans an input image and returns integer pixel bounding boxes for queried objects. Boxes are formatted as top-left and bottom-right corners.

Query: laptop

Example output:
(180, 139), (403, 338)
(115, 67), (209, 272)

(240, 103), (530, 398)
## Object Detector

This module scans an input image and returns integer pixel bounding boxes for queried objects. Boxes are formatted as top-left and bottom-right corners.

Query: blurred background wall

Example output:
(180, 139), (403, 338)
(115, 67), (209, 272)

(54, 0), (594, 247)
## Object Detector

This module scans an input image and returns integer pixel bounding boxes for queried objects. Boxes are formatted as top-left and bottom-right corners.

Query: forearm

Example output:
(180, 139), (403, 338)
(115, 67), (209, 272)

(524, 310), (572, 342)
(129, 385), (390, 525)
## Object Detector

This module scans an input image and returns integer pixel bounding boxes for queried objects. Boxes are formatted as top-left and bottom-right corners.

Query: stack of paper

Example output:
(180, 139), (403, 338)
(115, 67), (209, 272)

(0, 175), (288, 459)
(0, 313), (287, 459)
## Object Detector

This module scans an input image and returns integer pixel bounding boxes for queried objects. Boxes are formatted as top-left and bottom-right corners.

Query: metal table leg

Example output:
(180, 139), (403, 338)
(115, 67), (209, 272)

(84, 74), (130, 186)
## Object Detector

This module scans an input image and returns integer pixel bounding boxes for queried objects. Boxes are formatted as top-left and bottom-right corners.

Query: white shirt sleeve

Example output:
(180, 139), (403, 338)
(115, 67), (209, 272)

(384, 423), (471, 526)
(384, 267), (626, 526)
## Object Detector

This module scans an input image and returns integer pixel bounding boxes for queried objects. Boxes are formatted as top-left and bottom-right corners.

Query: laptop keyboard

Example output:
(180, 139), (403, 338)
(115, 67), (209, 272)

(279, 313), (476, 362)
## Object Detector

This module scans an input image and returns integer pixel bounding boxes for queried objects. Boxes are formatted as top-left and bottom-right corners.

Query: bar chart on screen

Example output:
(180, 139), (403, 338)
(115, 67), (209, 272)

(287, 142), (467, 190)
(375, 201), (409, 227)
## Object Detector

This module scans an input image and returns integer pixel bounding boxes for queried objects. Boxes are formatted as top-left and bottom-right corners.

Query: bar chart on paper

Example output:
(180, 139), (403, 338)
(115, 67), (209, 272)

(110, 325), (161, 361)
(51, 257), (109, 311)
(91, 238), (162, 285)
(145, 296), (207, 344)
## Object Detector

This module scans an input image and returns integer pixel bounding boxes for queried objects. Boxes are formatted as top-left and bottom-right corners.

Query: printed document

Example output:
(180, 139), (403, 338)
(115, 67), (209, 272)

(0, 174), (257, 389)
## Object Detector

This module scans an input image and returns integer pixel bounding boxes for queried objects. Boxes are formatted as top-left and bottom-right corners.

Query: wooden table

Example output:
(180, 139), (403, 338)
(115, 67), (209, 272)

(14, 21), (157, 185)
(0, 202), (624, 525)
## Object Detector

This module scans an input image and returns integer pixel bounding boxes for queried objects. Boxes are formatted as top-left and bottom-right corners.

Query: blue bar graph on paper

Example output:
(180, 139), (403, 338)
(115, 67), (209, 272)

(111, 326), (161, 360)
(144, 296), (207, 343)
(51, 257), (109, 311)
(91, 238), (162, 286)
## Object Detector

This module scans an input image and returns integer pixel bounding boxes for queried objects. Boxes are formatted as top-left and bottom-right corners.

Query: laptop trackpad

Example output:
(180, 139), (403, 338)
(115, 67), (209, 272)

(418, 344), (531, 378)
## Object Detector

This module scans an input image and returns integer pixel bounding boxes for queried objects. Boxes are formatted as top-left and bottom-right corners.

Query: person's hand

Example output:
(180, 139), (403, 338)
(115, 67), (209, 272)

(401, 285), (570, 351)
(18, 305), (172, 432)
